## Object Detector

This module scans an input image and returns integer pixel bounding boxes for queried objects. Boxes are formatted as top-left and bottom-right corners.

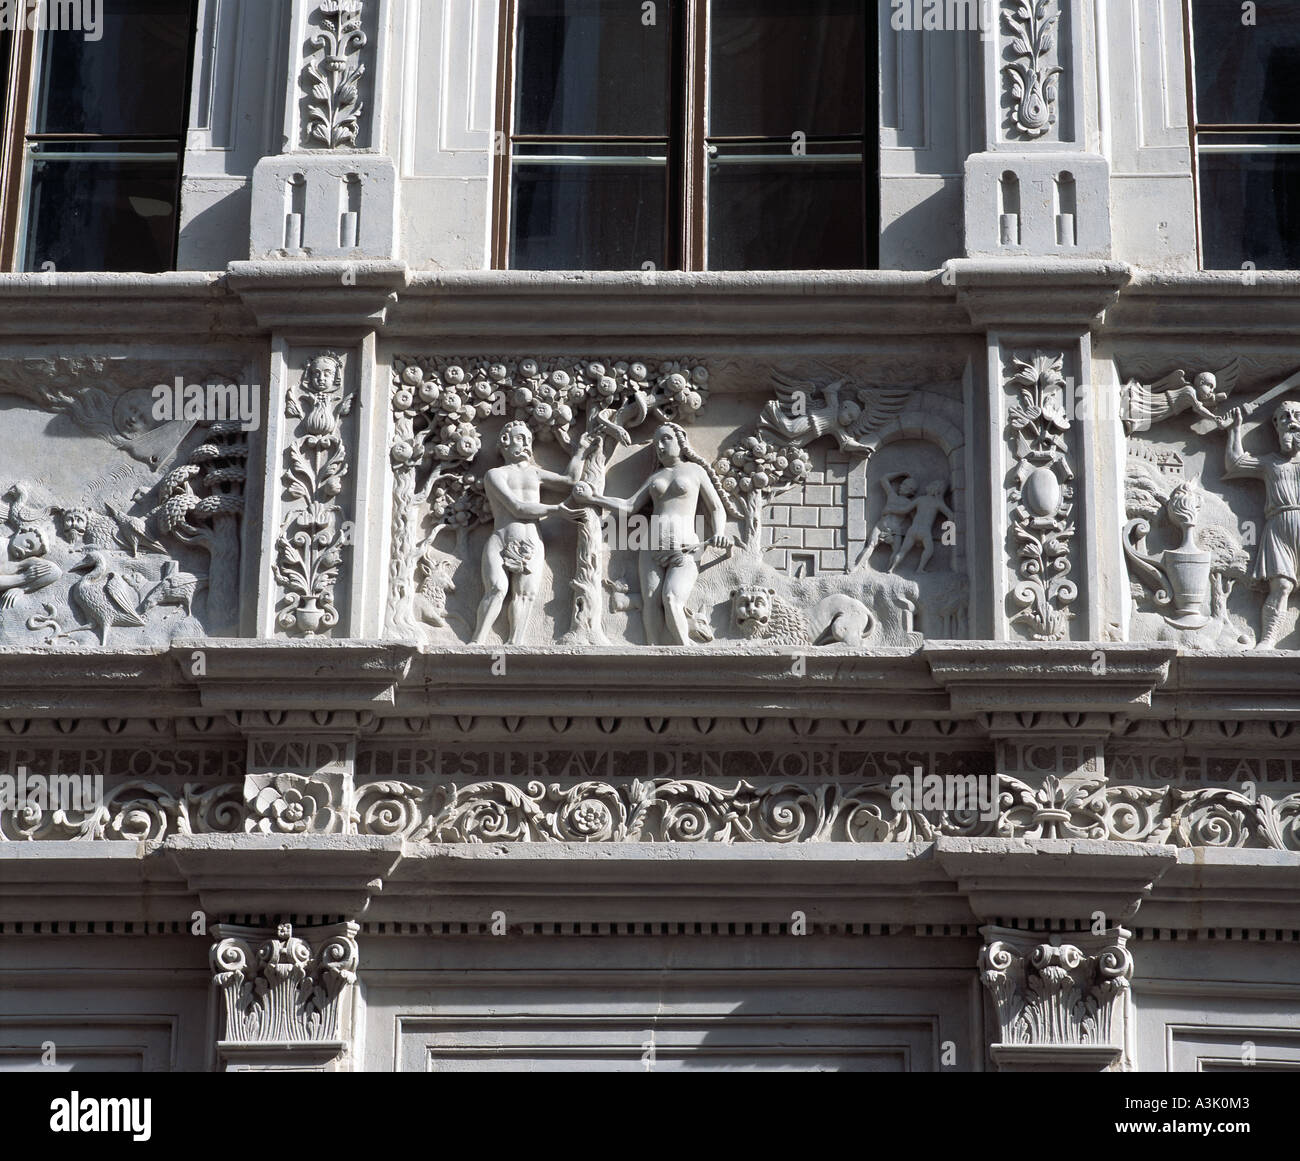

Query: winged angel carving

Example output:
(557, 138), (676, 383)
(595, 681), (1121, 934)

(758, 373), (911, 456)
(1121, 359), (1240, 434)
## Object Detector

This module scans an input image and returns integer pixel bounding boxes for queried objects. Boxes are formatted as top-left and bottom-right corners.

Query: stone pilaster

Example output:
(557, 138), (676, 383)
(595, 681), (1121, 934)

(249, 0), (400, 262)
(979, 923), (1132, 1071)
(211, 920), (360, 1072)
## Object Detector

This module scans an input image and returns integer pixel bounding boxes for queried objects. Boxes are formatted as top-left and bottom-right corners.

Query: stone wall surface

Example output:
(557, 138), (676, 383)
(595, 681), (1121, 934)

(1, 0), (1298, 1073)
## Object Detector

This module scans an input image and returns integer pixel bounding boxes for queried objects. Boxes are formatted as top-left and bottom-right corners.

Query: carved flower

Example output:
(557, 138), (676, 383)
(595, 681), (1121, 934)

(571, 802), (609, 835)
(253, 774), (333, 834)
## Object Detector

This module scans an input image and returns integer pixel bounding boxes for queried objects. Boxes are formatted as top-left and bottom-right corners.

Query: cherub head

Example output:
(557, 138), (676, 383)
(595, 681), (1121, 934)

(305, 352), (344, 394)
(112, 388), (164, 438)
(837, 398), (862, 428)
(8, 525), (47, 561)
(499, 420), (534, 463)
(1274, 400), (1300, 455)
(1193, 372), (1218, 403)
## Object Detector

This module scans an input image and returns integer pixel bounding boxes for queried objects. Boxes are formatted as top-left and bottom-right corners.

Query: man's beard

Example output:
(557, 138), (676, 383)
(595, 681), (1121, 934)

(1281, 430), (1300, 455)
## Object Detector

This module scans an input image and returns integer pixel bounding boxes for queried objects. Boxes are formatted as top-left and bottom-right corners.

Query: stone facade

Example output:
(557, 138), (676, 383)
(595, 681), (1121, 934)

(1, 0), (1299, 1073)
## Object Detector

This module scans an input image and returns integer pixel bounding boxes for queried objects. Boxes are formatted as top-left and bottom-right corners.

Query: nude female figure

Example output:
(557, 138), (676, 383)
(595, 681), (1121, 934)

(574, 423), (733, 646)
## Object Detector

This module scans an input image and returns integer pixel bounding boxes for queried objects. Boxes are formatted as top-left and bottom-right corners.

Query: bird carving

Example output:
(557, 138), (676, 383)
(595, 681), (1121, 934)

(69, 552), (148, 645)
(140, 559), (206, 618)
(104, 500), (166, 556)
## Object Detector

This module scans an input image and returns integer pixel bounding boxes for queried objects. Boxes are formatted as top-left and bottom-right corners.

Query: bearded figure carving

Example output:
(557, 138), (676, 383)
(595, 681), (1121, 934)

(1223, 399), (1300, 649)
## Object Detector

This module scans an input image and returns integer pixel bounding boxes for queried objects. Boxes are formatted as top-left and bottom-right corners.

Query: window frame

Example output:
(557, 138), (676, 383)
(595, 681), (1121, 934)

(0, 2), (198, 273)
(1183, 0), (1300, 270)
(492, 0), (878, 272)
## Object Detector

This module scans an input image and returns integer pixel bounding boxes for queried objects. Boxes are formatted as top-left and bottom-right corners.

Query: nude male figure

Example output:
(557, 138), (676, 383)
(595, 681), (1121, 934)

(471, 421), (587, 645)
(889, 481), (954, 573)
(855, 473), (918, 571)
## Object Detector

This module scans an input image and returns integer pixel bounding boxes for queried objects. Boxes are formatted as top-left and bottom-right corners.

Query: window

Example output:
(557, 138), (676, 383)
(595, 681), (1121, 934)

(1187, 0), (1300, 269)
(0, 0), (196, 273)
(494, 0), (877, 271)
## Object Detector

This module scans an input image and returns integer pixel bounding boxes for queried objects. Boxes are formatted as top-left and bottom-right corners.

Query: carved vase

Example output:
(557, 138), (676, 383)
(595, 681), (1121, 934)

(1160, 545), (1212, 629)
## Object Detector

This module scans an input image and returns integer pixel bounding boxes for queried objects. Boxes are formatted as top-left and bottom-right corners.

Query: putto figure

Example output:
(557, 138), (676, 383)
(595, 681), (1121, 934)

(1121, 362), (1237, 433)
(758, 374), (910, 456)
(574, 423), (732, 646)
(1223, 400), (1300, 649)
(471, 421), (586, 645)
(889, 480), (954, 573)
(856, 473), (918, 571)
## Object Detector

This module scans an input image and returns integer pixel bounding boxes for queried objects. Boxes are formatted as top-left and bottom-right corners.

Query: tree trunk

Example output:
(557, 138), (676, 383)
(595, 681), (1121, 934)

(564, 439), (608, 644)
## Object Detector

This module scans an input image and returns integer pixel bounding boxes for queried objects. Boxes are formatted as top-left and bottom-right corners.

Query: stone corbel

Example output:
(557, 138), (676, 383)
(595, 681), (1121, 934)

(211, 920), (359, 1071)
(979, 923), (1133, 1071)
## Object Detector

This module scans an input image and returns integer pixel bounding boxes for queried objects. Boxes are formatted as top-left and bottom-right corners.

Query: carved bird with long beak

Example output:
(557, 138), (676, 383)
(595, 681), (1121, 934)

(69, 552), (147, 646)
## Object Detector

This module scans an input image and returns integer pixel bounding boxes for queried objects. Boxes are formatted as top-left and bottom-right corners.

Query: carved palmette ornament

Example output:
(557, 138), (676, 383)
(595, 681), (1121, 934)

(980, 927), (1133, 1047)
(212, 922), (359, 1045)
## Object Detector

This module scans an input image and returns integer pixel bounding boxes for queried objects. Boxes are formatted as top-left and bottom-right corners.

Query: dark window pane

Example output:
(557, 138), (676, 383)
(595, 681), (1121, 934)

(510, 144), (667, 269)
(34, 0), (192, 136)
(22, 144), (178, 272)
(515, 0), (670, 137)
(710, 0), (865, 137)
(1191, 0), (1300, 125)
(1198, 141), (1300, 269)
(707, 142), (863, 270)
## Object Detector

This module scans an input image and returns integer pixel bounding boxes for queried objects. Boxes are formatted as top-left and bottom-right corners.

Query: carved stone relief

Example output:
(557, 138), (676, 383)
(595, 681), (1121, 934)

(212, 922), (358, 1046)
(980, 926), (1131, 1054)
(388, 357), (970, 649)
(1002, 0), (1064, 139)
(302, 0), (368, 149)
(1005, 352), (1076, 641)
(0, 363), (249, 645)
(1121, 357), (1300, 650)
(274, 353), (353, 636)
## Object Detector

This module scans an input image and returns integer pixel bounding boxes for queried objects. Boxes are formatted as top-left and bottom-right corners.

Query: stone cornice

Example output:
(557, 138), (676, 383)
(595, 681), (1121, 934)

(0, 271), (255, 337)
(388, 269), (975, 345)
(3, 837), (1296, 933)
(0, 265), (1296, 344)
(226, 260), (408, 333)
(4, 642), (1300, 735)
(945, 258), (1132, 330)
(1107, 270), (1300, 337)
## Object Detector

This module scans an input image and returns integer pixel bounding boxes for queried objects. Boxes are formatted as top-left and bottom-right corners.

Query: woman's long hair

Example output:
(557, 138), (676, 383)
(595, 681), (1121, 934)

(657, 422), (743, 519)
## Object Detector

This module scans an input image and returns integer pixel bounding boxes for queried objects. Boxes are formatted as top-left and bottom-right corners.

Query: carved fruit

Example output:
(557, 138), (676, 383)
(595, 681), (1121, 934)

(1022, 466), (1061, 517)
